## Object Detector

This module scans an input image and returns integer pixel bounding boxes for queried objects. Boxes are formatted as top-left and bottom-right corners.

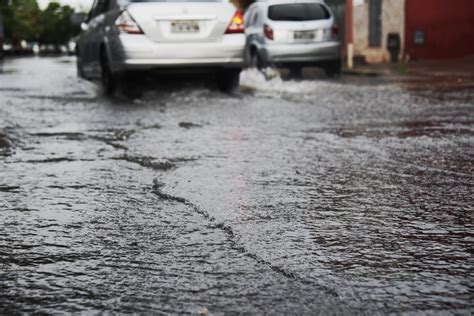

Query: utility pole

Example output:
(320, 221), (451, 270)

(345, 0), (354, 69)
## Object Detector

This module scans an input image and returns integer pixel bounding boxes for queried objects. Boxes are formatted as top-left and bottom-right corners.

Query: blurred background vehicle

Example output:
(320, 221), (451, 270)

(244, 0), (341, 77)
(76, 0), (246, 96)
(0, 13), (4, 58)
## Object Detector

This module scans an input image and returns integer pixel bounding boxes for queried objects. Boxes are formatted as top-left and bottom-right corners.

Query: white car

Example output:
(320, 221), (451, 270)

(76, 0), (246, 95)
(244, 0), (341, 77)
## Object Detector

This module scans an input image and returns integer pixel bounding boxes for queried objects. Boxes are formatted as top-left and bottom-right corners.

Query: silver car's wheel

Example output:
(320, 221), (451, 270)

(76, 51), (85, 78)
(100, 53), (117, 96)
(76, 61), (84, 78)
(217, 69), (240, 93)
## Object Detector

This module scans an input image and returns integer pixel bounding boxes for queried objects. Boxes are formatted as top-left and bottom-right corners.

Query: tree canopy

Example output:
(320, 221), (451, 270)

(0, 0), (80, 45)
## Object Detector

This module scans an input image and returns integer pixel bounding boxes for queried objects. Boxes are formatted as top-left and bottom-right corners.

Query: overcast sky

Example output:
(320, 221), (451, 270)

(38, 0), (94, 11)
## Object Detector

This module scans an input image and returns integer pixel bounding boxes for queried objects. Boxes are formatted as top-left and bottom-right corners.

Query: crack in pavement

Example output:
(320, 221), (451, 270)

(112, 150), (338, 295)
(14, 158), (96, 164)
(150, 179), (339, 297)
(114, 155), (177, 171)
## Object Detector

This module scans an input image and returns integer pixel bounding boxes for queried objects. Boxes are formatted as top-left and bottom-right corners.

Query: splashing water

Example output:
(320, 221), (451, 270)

(240, 68), (344, 96)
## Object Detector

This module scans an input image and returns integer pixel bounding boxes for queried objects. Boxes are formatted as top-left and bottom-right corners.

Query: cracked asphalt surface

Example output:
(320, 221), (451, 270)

(1, 57), (473, 314)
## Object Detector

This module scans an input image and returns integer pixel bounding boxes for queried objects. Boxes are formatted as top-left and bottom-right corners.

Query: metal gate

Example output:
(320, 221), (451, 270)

(369, 0), (383, 47)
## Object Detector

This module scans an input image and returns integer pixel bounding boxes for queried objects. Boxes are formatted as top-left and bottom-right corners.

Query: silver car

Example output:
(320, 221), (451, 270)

(244, 0), (341, 77)
(76, 0), (246, 95)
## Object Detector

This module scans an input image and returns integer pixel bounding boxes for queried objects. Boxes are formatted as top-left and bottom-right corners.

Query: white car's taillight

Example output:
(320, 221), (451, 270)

(225, 11), (245, 34)
(331, 24), (339, 40)
(263, 24), (274, 40)
(115, 11), (143, 34)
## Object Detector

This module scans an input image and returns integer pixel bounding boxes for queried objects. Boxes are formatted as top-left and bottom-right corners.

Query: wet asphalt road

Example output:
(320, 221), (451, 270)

(0, 57), (473, 315)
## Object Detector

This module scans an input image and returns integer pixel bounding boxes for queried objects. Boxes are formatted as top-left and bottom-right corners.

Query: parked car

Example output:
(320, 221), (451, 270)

(76, 0), (245, 95)
(244, 0), (341, 77)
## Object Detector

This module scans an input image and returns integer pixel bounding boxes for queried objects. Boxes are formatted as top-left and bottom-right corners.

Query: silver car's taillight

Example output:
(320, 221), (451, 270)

(115, 11), (143, 34)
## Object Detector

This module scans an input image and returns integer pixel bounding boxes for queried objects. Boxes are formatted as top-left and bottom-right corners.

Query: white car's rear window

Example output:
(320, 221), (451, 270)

(268, 3), (330, 21)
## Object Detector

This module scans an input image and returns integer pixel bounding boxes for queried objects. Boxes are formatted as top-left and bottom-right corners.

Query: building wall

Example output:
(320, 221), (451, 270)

(325, 0), (347, 50)
(353, 0), (405, 63)
(405, 0), (474, 60)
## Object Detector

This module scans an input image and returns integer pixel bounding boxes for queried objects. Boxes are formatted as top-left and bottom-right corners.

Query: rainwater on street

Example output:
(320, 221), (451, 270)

(0, 57), (473, 314)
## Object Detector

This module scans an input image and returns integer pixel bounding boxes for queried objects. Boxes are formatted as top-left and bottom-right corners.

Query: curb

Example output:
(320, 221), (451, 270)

(342, 69), (381, 77)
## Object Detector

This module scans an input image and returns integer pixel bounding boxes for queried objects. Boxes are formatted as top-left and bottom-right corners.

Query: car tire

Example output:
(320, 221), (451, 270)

(217, 69), (240, 94)
(76, 51), (85, 78)
(324, 60), (342, 78)
(288, 67), (303, 79)
(100, 52), (117, 96)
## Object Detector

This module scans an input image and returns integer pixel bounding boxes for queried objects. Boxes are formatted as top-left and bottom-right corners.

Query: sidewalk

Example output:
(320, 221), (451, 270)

(344, 56), (474, 81)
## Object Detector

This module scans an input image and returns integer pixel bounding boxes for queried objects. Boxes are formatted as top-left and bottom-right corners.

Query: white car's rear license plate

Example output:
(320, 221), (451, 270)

(294, 30), (322, 41)
(171, 21), (200, 33)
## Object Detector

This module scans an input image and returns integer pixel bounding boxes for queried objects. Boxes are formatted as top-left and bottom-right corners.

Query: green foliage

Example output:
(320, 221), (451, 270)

(38, 2), (79, 45)
(0, 0), (81, 45)
(238, 0), (255, 10)
(1, 0), (40, 42)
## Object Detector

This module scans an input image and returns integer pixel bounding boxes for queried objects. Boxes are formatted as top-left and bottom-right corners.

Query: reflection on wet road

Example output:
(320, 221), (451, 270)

(1, 57), (473, 314)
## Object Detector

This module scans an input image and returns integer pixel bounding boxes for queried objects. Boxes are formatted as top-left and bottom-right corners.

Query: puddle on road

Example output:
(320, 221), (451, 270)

(1, 57), (472, 314)
(306, 120), (474, 140)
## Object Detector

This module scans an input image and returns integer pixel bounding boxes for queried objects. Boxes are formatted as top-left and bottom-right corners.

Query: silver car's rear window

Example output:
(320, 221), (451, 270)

(268, 3), (330, 21)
